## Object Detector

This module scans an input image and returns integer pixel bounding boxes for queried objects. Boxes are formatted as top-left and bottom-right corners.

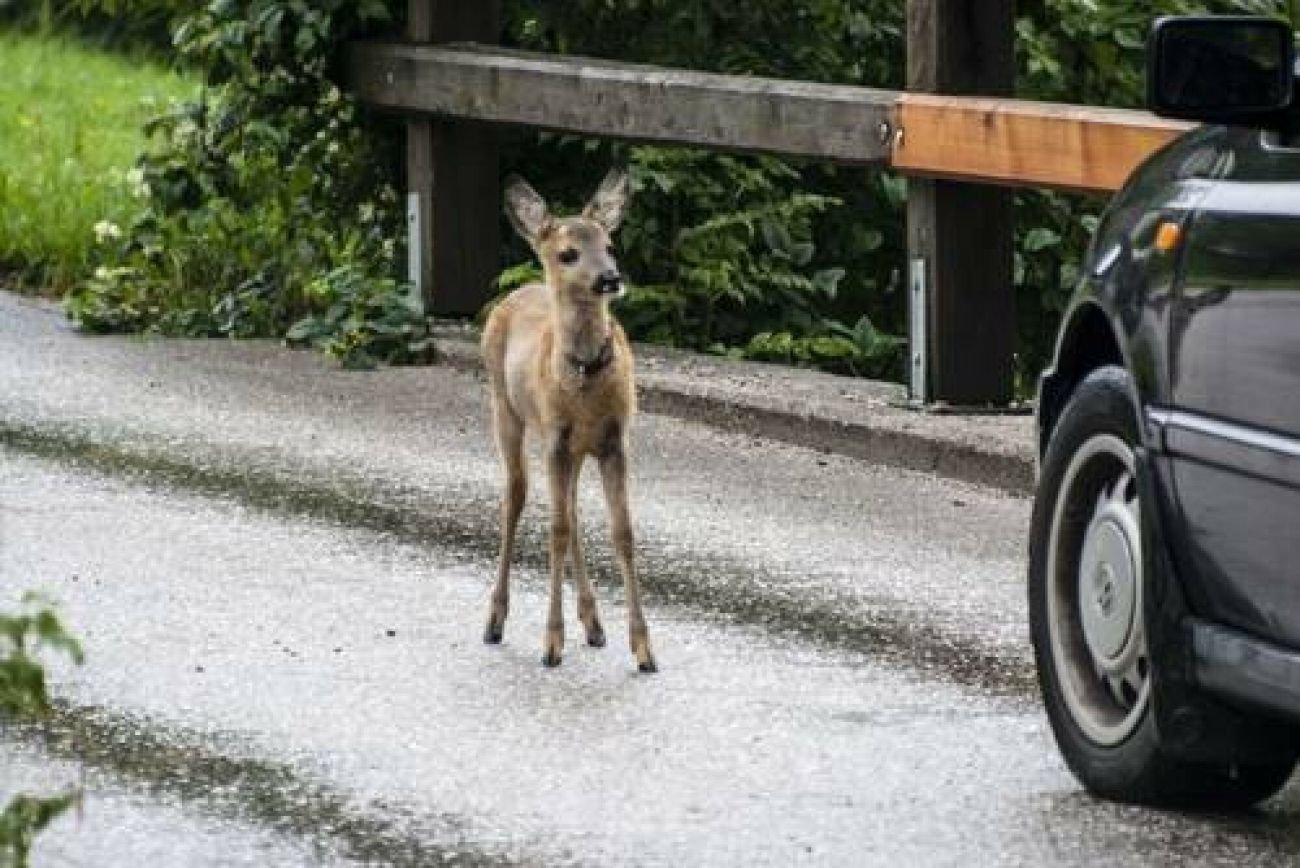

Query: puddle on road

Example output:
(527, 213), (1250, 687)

(2, 740), (341, 867)
(7, 701), (526, 867)
(0, 420), (1035, 699)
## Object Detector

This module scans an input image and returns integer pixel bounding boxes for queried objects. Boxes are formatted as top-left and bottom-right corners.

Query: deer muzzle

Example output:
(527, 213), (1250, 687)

(593, 271), (624, 296)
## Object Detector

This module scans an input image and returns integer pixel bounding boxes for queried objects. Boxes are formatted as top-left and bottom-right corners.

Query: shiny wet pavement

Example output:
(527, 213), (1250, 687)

(5, 451), (1300, 866)
(4, 292), (1300, 865)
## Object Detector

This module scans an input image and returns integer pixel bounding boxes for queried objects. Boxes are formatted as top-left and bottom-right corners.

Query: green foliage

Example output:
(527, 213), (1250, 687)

(0, 594), (83, 717)
(1014, 0), (1290, 383)
(501, 1), (908, 375)
(0, 594), (83, 868)
(0, 31), (194, 293)
(285, 265), (435, 369)
(65, 0), (413, 364)
(0, 0), (186, 53)
(504, 0), (902, 84)
(35, 0), (1300, 385)
(0, 793), (81, 868)
(618, 150), (844, 346)
(738, 315), (903, 379)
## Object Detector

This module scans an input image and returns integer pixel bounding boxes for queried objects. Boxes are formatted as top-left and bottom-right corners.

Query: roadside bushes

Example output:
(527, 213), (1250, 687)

(41, 0), (1296, 383)
(500, 1), (907, 379)
(55, 0), (909, 376)
(63, 0), (432, 368)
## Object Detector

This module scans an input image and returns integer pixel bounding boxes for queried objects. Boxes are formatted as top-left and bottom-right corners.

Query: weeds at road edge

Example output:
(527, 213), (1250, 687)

(0, 594), (83, 868)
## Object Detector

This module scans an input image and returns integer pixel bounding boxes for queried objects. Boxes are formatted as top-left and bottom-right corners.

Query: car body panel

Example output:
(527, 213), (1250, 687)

(1165, 128), (1300, 650)
(1040, 123), (1300, 729)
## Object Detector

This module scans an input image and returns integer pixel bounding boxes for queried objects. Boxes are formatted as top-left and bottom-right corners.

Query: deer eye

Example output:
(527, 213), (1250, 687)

(606, 245), (616, 257)
(558, 248), (580, 266)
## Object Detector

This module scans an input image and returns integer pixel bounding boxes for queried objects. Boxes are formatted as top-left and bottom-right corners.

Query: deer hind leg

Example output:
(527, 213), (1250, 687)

(598, 444), (656, 673)
(568, 473), (606, 648)
(542, 431), (579, 667)
(485, 397), (525, 645)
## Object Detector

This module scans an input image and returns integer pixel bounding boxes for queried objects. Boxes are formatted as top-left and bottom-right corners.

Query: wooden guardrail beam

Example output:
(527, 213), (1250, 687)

(893, 93), (1193, 194)
(345, 33), (1202, 405)
(348, 41), (1193, 193)
(346, 42), (899, 163)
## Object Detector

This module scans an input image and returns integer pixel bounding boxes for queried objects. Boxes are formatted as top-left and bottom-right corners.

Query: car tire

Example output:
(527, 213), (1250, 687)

(1029, 365), (1296, 808)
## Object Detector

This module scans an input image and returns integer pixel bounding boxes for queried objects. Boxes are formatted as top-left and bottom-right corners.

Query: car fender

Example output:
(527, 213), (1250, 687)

(1036, 126), (1230, 462)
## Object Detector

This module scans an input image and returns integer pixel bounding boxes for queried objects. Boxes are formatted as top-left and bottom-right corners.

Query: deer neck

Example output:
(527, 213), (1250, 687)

(551, 293), (612, 378)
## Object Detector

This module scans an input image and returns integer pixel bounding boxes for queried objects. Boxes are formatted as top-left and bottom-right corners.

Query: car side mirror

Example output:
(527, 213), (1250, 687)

(1149, 16), (1295, 124)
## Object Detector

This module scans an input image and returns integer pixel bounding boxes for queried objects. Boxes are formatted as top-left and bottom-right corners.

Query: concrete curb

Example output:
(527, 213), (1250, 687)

(433, 324), (1037, 495)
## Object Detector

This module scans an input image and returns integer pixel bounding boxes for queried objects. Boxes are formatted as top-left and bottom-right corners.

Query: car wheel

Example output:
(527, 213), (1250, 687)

(1029, 365), (1296, 808)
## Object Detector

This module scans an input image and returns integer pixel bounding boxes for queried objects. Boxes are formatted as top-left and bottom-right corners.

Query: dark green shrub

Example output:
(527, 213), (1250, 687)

(0, 0), (187, 53)
(499, 1), (906, 372)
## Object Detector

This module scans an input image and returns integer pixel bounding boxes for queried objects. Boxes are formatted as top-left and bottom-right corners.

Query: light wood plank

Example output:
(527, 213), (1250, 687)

(894, 93), (1194, 193)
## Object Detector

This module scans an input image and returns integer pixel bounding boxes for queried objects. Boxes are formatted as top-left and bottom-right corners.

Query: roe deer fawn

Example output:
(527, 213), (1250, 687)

(481, 169), (656, 673)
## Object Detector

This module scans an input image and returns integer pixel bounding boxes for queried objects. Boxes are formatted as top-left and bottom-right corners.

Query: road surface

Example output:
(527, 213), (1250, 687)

(3, 292), (1299, 866)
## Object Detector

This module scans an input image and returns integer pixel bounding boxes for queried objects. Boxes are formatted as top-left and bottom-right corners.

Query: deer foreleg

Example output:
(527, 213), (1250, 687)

(598, 446), (655, 673)
(542, 436), (577, 667)
(485, 400), (525, 645)
(567, 473), (606, 648)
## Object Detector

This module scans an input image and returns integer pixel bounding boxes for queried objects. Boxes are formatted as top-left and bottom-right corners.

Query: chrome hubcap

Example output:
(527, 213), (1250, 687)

(1048, 433), (1149, 747)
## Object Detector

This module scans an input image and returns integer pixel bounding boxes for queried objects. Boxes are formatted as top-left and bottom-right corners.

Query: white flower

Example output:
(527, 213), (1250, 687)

(173, 118), (199, 146)
(359, 202), (375, 223)
(93, 220), (122, 243)
(326, 141), (340, 155)
(93, 265), (135, 282)
(125, 167), (150, 199)
(322, 85), (341, 106)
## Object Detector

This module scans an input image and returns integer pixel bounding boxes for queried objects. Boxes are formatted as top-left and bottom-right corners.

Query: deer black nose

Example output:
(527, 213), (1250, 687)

(594, 271), (623, 295)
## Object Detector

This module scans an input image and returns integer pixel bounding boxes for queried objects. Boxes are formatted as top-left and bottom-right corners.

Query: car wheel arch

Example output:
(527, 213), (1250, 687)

(1039, 302), (1127, 458)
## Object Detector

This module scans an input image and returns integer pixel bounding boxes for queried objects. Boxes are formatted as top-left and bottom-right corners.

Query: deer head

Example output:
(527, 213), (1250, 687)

(504, 169), (631, 304)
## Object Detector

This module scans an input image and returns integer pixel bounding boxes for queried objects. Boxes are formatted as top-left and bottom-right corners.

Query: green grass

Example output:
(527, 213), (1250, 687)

(0, 31), (196, 294)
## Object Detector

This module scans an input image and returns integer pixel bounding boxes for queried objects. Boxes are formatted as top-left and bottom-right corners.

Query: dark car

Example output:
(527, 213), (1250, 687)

(1030, 15), (1300, 808)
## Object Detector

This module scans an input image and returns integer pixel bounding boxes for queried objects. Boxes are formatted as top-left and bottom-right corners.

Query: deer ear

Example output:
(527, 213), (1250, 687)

(503, 175), (552, 246)
(582, 168), (631, 233)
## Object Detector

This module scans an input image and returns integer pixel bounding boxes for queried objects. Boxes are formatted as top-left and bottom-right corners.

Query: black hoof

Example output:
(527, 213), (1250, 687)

(638, 658), (658, 674)
(542, 651), (563, 668)
(483, 623), (503, 645)
(587, 627), (607, 648)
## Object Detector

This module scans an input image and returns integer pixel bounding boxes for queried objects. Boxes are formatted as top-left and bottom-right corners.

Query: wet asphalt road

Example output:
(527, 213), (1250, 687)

(4, 292), (1300, 865)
